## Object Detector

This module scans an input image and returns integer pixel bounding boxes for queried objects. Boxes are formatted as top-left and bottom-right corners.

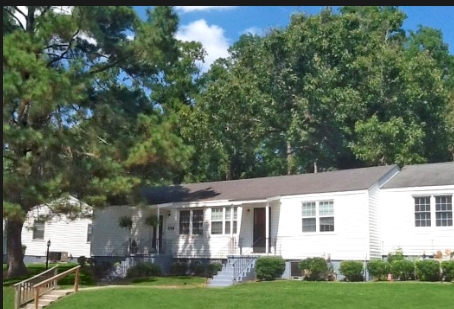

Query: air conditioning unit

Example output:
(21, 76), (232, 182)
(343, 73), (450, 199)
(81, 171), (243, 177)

(48, 251), (69, 262)
(60, 251), (69, 262)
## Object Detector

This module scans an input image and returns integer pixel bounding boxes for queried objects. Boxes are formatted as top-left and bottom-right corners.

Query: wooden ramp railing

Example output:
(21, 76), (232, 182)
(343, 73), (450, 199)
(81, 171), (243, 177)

(13, 265), (81, 309)
(14, 266), (58, 309)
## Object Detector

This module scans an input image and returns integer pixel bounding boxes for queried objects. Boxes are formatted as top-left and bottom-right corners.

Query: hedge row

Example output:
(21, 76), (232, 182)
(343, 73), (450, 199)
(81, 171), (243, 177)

(367, 259), (454, 282)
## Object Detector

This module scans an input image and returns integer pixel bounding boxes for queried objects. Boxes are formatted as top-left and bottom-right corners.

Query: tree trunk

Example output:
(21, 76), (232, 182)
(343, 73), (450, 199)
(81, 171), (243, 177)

(226, 157), (232, 180)
(286, 141), (295, 175)
(6, 218), (28, 278)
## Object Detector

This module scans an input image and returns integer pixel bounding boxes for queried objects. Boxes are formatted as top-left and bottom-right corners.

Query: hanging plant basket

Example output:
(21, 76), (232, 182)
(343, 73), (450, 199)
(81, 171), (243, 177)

(118, 215), (133, 230)
(144, 214), (158, 227)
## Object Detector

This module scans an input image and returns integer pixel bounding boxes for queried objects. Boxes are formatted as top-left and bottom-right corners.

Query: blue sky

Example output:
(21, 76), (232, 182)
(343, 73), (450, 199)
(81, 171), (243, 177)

(134, 6), (454, 72)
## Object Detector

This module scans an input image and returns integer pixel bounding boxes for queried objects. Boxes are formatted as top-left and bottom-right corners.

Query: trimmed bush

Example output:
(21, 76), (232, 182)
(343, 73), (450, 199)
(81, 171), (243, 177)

(255, 256), (285, 281)
(367, 259), (390, 281)
(390, 259), (415, 281)
(189, 261), (206, 276)
(169, 261), (188, 276)
(206, 262), (223, 278)
(387, 248), (405, 264)
(441, 260), (454, 282)
(126, 262), (162, 279)
(339, 260), (364, 282)
(415, 260), (440, 282)
(298, 257), (328, 281)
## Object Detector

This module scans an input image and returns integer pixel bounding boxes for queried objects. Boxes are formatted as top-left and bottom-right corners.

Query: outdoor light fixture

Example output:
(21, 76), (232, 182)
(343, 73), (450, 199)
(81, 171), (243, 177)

(46, 239), (51, 270)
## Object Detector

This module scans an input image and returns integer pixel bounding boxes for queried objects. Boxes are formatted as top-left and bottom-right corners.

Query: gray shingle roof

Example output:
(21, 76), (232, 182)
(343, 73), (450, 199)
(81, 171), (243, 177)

(143, 165), (399, 205)
(381, 162), (454, 189)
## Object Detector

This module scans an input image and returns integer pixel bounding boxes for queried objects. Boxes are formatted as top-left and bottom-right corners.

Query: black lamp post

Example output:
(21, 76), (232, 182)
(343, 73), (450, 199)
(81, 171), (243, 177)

(46, 239), (51, 270)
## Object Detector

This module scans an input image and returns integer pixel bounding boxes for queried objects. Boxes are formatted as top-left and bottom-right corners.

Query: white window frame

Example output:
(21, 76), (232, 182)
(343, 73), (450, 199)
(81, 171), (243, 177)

(435, 195), (453, 227)
(414, 195), (453, 228)
(32, 220), (45, 240)
(179, 209), (204, 236)
(302, 200), (334, 233)
(210, 207), (238, 235)
(414, 196), (431, 227)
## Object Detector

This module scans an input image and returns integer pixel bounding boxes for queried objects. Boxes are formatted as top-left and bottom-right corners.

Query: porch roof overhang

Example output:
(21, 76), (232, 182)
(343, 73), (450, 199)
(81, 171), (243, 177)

(155, 198), (272, 209)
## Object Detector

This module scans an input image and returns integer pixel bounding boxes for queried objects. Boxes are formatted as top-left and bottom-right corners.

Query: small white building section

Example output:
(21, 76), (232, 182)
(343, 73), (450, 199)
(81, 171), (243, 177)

(21, 196), (93, 261)
(381, 162), (454, 258)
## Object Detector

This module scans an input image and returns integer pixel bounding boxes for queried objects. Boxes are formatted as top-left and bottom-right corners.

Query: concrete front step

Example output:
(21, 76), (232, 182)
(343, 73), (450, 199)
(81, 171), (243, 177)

(22, 290), (73, 309)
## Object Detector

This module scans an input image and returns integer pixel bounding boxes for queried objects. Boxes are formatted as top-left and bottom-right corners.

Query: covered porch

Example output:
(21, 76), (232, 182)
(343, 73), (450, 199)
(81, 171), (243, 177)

(156, 197), (281, 259)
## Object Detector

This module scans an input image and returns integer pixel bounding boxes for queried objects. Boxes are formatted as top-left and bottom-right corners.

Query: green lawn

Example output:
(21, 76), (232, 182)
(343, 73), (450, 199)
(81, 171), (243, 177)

(40, 281), (454, 309)
(3, 287), (14, 309)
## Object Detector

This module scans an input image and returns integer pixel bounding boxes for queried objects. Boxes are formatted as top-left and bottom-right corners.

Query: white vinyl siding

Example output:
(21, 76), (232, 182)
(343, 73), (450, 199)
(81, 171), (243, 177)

(381, 187), (454, 257)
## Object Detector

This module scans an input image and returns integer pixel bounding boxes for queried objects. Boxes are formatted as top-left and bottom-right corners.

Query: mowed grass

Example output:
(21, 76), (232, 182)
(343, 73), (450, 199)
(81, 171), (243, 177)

(45, 281), (453, 309)
(3, 287), (14, 309)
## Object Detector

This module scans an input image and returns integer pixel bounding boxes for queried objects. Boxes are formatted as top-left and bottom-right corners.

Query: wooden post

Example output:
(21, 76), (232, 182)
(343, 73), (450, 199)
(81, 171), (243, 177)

(34, 287), (39, 309)
(14, 286), (20, 309)
(54, 267), (58, 289)
(74, 268), (80, 293)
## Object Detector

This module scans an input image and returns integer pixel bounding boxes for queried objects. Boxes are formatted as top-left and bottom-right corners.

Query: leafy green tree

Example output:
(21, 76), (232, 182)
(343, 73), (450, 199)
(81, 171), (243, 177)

(189, 6), (453, 180)
(3, 6), (198, 278)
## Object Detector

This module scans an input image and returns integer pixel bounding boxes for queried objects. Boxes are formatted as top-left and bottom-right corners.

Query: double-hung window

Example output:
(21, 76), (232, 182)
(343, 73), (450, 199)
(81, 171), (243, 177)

(414, 197), (431, 227)
(435, 196), (452, 227)
(211, 207), (238, 235)
(179, 209), (204, 235)
(302, 200), (334, 233)
(414, 195), (452, 227)
(32, 220), (45, 240)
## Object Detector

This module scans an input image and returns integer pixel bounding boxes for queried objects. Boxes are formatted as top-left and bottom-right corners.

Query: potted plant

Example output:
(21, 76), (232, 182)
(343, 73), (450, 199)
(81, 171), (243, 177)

(144, 214), (158, 227)
(118, 215), (133, 230)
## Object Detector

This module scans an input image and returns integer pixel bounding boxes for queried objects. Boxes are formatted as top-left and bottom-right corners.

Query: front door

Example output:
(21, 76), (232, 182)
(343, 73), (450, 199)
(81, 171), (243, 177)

(253, 208), (269, 253)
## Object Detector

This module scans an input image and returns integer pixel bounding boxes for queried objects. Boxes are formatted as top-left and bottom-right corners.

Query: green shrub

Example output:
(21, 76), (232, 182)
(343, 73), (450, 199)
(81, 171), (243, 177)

(189, 260), (205, 276)
(92, 261), (116, 280)
(206, 262), (223, 278)
(126, 262), (162, 279)
(169, 261), (188, 276)
(390, 259), (415, 281)
(339, 260), (364, 282)
(441, 260), (454, 282)
(255, 256), (285, 281)
(77, 256), (87, 267)
(367, 259), (390, 281)
(415, 260), (440, 282)
(387, 248), (405, 264)
(298, 257), (328, 281)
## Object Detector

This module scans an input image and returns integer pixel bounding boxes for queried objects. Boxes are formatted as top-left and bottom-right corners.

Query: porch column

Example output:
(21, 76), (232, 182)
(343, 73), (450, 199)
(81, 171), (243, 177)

(265, 204), (270, 254)
(157, 206), (160, 254)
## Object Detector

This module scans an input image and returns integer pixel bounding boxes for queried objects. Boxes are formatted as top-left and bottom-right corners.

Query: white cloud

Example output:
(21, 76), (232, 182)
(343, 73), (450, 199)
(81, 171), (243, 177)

(176, 19), (230, 72)
(77, 32), (97, 46)
(175, 6), (237, 14)
(13, 7), (97, 46)
(14, 6), (73, 29)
